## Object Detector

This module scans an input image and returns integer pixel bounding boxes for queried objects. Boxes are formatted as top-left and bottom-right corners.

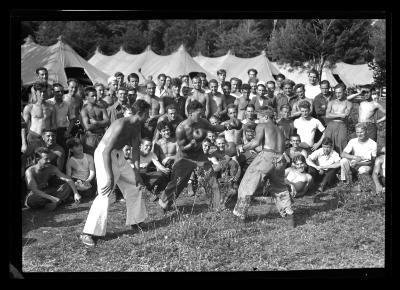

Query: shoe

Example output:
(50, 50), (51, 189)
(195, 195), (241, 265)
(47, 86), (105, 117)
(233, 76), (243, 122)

(80, 234), (95, 247)
(286, 214), (296, 228)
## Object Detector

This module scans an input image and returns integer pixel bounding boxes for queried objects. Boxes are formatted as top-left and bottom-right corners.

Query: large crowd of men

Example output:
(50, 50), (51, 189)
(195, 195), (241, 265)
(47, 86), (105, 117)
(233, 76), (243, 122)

(21, 66), (386, 247)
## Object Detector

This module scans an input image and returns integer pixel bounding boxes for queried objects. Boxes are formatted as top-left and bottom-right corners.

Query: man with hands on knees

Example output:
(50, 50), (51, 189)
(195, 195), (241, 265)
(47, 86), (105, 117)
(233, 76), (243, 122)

(80, 100), (151, 247)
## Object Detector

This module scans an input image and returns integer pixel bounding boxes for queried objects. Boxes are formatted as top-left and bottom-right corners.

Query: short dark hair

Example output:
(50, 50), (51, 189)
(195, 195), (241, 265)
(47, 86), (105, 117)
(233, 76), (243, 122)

(114, 72), (124, 78)
(241, 83), (251, 91)
(280, 104), (290, 111)
(276, 74), (286, 80)
(66, 137), (82, 149)
(320, 80), (330, 87)
(258, 106), (275, 119)
(230, 77), (240, 83)
(222, 81), (231, 89)
(180, 74), (189, 80)
(248, 77), (259, 85)
(244, 122), (257, 132)
(94, 82), (104, 89)
(308, 69), (319, 77)
(33, 82), (47, 92)
(290, 134), (301, 140)
(133, 99), (151, 115)
(35, 67), (48, 75)
(294, 83), (305, 92)
(141, 137), (153, 144)
(53, 83), (63, 90)
(298, 100), (311, 110)
(67, 78), (79, 85)
(166, 104), (177, 111)
(158, 73), (166, 80)
(145, 80), (156, 87)
(34, 147), (52, 160)
(293, 154), (307, 164)
(170, 78), (182, 88)
(246, 103), (255, 110)
(208, 79), (218, 86)
(247, 68), (258, 75)
(226, 104), (237, 111)
(217, 69), (226, 75)
(127, 73), (139, 81)
(42, 128), (56, 135)
(321, 137), (333, 147)
(117, 86), (128, 92)
(84, 86), (97, 97)
(334, 83), (347, 91)
(187, 100), (204, 114)
(157, 120), (173, 132)
(282, 79), (295, 87)
(266, 81), (276, 86)
(198, 72), (206, 78)
(203, 137), (212, 144)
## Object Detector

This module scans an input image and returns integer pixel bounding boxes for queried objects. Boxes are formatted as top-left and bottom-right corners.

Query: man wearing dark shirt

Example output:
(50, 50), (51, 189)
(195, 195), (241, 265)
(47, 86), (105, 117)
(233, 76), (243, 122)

(162, 78), (186, 118)
(107, 87), (129, 123)
(312, 80), (335, 126)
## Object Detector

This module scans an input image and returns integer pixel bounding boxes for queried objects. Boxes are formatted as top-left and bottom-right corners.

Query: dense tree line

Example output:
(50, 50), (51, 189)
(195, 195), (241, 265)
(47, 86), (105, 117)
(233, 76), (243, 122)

(21, 19), (386, 86)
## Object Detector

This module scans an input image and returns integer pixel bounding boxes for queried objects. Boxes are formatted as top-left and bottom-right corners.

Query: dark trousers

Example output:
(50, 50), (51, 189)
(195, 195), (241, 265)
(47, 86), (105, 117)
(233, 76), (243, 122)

(25, 182), (71, 209)
(159, 157), (221, 207)
(139, 169), (169, 195)
(308, 167), (339, 188)
(366, 122), (378, 142)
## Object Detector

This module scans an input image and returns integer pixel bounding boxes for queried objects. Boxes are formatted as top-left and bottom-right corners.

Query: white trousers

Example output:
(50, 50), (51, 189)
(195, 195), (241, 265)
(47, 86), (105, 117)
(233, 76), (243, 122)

(82, 143), (147, 236)
(340, 158), (372, 181)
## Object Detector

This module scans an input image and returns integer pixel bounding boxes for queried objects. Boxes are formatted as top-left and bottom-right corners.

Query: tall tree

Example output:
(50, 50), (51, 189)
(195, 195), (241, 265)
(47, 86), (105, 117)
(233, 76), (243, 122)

(214, 20), (268, 57)
(368, 19), (386, 88)
(268, 19), (374, 78)
(162, 20), (197, 54)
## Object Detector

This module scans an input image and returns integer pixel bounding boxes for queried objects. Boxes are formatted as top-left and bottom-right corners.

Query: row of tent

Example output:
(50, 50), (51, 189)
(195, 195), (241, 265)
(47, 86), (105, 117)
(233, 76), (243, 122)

(21, 36), (374, 89)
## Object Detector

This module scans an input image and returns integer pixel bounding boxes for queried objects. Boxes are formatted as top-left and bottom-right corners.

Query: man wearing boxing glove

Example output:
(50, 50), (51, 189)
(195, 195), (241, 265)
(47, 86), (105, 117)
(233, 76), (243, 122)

(157, 100), (241, 212)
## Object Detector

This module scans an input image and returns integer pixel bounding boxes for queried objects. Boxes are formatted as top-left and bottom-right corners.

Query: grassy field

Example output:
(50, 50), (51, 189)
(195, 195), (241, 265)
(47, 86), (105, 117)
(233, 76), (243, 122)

(21, 100), (386, 273)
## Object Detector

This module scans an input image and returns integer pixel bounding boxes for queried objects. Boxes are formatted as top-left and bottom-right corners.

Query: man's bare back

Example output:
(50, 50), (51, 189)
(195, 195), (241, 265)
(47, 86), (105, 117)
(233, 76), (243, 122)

(100, 116), (142, 150)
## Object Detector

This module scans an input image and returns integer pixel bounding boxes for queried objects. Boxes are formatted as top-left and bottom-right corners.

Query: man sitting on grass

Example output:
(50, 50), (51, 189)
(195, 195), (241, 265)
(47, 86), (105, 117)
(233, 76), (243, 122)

(65, 138), (96, 199)
(24, 147), (81, 211)
(340, 122), (377, 190)
(306, 137), (341, 202)
(283, 134), (308, 168)
(284, 155), (313, 198)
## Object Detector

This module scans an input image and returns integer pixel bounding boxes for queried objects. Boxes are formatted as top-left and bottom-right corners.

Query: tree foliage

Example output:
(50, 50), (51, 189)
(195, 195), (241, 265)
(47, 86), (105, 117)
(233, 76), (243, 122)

(368, 19), (386, 88)
(268, 19), (374, 78)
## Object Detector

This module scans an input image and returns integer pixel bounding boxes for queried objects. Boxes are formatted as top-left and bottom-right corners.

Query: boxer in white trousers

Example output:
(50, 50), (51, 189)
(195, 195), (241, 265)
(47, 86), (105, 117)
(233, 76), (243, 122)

(80, 99), (151, 246)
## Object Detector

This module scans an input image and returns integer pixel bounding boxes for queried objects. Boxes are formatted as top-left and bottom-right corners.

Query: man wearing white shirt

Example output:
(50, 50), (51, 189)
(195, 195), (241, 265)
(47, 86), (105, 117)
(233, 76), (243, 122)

(304, 69), (321, 100)
(340, 123), (377, 186)
(155, 73), (170, 98)
(307, 137), (341, 195)
(293, 100), (325, 152)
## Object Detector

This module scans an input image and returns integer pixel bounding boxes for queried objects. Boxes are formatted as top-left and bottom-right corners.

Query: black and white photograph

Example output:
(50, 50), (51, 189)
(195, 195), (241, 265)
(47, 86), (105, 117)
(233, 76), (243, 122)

(11, 10), (390, 277)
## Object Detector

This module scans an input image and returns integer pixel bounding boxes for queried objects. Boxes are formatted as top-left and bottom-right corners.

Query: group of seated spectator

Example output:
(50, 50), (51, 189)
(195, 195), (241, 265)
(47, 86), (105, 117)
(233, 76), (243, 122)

(21, 66), (386, 211)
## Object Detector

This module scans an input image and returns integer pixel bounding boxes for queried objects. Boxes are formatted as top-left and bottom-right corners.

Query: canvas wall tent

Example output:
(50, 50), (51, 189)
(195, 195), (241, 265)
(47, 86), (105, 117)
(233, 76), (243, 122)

(331, 62), (374, 87)
(193, 51), (281, 83)
(21, 36), (110, 88)
(271, 62), (339, 87)
(89, 45), (216, 84)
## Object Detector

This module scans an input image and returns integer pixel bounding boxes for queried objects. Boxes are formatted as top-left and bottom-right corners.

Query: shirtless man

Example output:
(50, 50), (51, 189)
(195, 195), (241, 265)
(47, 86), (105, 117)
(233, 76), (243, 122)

(80, 99), (151, 247)
(157, 100), (241, 212)
(221, 104), (243, 145)
(63, 79), (83, 121)
(153, 104), (184, 142)
(23, 82), (56, 147)
(185, 76), (210, 118)
(208, 79), (226, 119)
(136, 81), (164, 119)
(347, 84), (386, 142)
(285, 155), (312, 198)
(80, 87), (110, 155)
(29, 67), (53, 103)
(153, 120), (179, 170)
(235, 83), (251, 120)
(235, 106), (295, 227)
(324, 83), (353, 154)
(24, 147), (80, 211)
